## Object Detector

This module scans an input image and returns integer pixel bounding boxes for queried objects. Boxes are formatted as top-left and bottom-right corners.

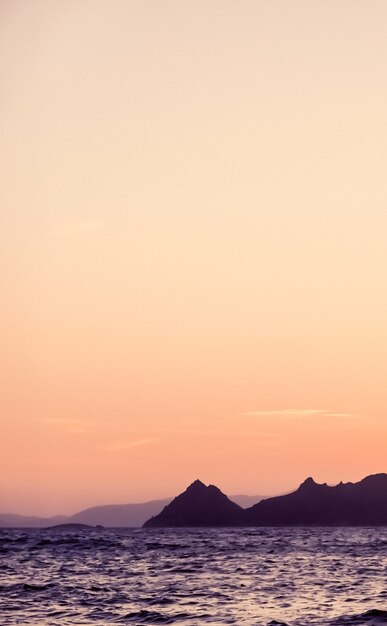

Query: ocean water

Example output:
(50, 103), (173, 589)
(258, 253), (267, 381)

(0, 527), (386, 626)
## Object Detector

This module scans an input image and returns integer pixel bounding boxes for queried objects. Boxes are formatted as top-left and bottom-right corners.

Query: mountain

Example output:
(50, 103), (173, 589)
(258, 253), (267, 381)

(143, 474), (387, 527)
(143, 480), (244, 527)
(0, 494), (264, 528)
(244, 473), (387, 526)
(229, 494), (265, 508)
(3, 475), (386, 528)
(0, 499), (173, 528)
(0, 514), (68, 528)
(69, 499), (173, 527)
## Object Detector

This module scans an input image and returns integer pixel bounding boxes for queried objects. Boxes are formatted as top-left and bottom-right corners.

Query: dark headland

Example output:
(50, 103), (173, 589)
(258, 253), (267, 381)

(143, 479), (243, 527)
(143, 473), (387, 527)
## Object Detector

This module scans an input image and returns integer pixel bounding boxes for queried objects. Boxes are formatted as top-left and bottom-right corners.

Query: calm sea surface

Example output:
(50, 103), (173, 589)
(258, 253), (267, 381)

(0, 527), (386, 626)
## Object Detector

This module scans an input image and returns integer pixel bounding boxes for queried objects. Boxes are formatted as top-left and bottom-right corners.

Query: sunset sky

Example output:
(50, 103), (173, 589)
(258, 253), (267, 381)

(1, 1), (386, 516)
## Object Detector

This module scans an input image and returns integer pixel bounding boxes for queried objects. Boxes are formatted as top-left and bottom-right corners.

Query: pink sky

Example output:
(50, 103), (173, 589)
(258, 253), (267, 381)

(1, 1), (386, 516)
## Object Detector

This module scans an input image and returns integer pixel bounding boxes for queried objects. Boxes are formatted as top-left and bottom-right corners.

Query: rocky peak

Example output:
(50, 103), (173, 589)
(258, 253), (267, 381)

(298, 477), (318, 491)
(186, 479), (207, 493)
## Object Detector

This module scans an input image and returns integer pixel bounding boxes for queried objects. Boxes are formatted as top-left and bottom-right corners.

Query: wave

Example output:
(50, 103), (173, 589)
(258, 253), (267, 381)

(330, 609), (387, 625)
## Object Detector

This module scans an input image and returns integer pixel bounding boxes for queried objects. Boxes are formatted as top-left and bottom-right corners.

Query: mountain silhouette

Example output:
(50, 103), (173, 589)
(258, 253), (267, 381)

(3, 476), (386, 528)
(143, 479), (244, 527)
(143, 474), (387, 527)
(0, 514), (68, 528)
(0, 501), (173, 528)
(0, 494), (264, 528)
(244, 473), (387, 526)
(69, 499), (174, 527)
(229, 494), (266, 508)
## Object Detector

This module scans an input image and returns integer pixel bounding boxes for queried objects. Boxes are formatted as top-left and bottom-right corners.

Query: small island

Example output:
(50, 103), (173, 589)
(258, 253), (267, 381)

(45, 523), (95, 531)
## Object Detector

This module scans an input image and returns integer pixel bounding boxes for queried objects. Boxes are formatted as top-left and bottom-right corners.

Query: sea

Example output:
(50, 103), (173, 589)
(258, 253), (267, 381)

(0, 527), (386, 626)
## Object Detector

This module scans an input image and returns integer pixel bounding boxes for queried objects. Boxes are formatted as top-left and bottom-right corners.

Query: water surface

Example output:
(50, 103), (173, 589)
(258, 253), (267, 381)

(0, 527), (386, 625)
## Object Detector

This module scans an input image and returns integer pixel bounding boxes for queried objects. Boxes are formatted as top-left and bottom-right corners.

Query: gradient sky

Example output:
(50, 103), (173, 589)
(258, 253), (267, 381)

(1, 1), (386, 516)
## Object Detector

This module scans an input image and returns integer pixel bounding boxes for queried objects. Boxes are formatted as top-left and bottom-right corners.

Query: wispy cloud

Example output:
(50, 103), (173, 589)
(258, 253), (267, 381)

(37, 418), (93, 426)
(36, 418), (93, 435)
(49, 220), (103, 238)
(101, 438), (158, 452)
(64, 427), (89, 435)
(156, 428), (276, 437)
(237, 409), (358, 419)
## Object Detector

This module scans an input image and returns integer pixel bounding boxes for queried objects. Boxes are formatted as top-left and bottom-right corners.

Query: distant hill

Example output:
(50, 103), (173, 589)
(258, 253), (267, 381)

(229, 494), (264, 508)
(0, 494), (264, 528)
(0, 514), (68, 528)
(0, 500), (173, 528)
(69, 499), (173, 527)
(143, 480), (243, 527)
(5, 476), (386, 529)
(47, 523), (94, 530)
(143, 474), (387, 527)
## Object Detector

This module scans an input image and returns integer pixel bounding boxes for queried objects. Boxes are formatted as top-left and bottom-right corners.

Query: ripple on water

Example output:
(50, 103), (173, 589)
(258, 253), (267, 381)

(0, 527), (386, 626)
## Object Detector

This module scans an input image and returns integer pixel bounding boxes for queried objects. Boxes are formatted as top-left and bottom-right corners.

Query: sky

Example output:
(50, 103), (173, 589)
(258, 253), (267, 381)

(1, 0), (386, 516)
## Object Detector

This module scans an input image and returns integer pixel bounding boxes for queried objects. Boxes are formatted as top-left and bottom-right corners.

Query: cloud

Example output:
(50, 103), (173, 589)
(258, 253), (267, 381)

(101, 438), (158, 452)
(49, 220), (103, 238)
(38, 418), (90, 425)
(156, 428), (276, 437)
(237, 409), (358, 419)
(64, 427), (89, 435)
(36, 418), (93, 434)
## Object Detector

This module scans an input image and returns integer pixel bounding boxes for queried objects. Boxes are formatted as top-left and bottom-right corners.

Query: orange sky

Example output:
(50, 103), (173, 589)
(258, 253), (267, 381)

(1, 1), (386, 516)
